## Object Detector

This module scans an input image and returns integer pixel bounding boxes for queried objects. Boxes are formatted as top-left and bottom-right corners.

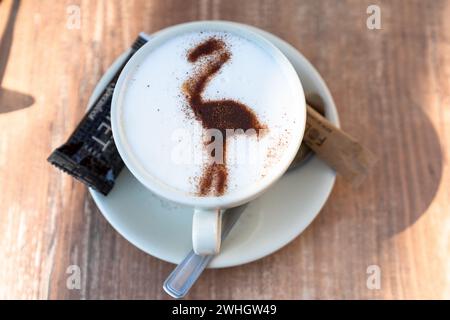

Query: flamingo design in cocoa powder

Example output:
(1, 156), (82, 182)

(182, 37), (265, 196)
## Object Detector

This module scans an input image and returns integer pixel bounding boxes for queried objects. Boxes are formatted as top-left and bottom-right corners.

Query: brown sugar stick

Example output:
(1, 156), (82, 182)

(295, 104), (377, 185)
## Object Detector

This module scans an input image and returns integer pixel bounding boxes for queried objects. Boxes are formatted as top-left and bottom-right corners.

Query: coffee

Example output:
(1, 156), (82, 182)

(117, 30), (300, 197)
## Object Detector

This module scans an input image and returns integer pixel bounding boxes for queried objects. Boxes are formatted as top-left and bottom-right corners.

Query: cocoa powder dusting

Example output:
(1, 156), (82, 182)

(183, 37), (265, 196)
(198, 163), (228, 196)
(187, 38), (225, 62)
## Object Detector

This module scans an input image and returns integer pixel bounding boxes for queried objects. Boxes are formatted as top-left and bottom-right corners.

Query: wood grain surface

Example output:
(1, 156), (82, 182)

(0, 0), (449, 299)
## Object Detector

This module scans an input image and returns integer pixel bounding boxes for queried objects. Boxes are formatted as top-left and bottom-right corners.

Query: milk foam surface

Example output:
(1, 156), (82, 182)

(119, 31), (299, 197)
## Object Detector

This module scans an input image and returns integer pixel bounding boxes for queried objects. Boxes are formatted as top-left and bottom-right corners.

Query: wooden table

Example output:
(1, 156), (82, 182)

(0, 0), (448, 299)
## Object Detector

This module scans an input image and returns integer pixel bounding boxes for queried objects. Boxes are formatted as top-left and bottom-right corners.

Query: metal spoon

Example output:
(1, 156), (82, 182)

(163, 204), (247, 299)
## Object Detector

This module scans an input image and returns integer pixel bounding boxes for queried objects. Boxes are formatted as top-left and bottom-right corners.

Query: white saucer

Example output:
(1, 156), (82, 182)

(88, 25), (339, 268)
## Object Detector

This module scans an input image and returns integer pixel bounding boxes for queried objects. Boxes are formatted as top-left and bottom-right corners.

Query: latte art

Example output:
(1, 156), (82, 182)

(182, 37), (265, 196)
(118, 30), (300, 197)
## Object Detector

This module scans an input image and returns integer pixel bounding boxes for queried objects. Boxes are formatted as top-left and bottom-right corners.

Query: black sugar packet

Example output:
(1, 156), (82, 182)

(48, 34), (149, 195)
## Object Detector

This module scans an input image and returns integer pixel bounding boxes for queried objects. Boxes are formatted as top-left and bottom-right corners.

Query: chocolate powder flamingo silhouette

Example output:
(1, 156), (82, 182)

(182, 37), (265, 196)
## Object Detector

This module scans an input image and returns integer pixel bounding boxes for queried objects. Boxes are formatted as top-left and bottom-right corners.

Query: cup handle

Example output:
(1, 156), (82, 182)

(192, 208), (222, 255)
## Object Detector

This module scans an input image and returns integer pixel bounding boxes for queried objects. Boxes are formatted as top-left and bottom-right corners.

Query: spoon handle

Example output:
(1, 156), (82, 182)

(163, 205), (246, 298)
(163, 251), (213, 299)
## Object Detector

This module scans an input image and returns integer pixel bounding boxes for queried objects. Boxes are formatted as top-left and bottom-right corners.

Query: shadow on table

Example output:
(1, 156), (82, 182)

(379, 106), (443, 238)
(0, 0), (35, 113)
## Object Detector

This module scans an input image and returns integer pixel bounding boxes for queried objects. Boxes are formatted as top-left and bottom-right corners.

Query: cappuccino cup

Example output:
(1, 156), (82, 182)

(111, 21), (306, 255)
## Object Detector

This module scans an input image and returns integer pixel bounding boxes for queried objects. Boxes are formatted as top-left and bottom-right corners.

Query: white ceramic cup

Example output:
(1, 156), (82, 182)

(111, 21), (306, 255)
